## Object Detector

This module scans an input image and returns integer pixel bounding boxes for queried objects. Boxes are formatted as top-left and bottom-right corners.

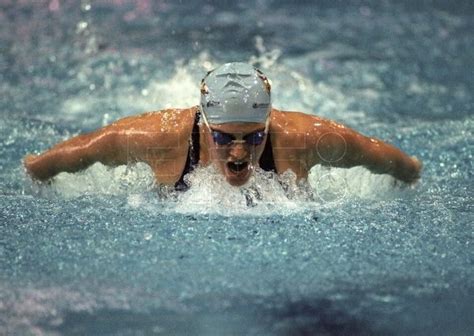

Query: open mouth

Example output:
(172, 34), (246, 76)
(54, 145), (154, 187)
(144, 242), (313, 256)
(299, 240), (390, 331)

(227, 161), (249, 173)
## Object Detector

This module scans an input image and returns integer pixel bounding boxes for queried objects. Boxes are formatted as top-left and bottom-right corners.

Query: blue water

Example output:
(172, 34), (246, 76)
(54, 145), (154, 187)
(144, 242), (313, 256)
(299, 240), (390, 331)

(1, 1), (473, 335)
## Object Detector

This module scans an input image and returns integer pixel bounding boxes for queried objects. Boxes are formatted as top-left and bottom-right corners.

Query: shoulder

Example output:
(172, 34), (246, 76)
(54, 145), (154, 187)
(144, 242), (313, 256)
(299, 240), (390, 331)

(270, 108), (345, 131)
(111, 107), (197, 132)
(268, 108), (356, 158)
(269, 108), (352, 138)
(268, 108), (324, 146)
(109, 107), (198, 144)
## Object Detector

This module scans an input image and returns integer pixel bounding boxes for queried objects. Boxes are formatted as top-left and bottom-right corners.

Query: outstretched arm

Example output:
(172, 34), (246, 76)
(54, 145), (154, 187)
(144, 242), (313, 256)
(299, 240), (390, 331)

(24, 127), (126, 181)
(269, 110), (422, 184)
(309, 119), (422, 183)
(24, 108), (197, 183)
(317, 129), (421, 183)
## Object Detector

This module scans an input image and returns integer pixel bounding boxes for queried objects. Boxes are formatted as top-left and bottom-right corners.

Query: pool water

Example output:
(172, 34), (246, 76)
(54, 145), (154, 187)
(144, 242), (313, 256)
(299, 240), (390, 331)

(1, 1), (473, 335)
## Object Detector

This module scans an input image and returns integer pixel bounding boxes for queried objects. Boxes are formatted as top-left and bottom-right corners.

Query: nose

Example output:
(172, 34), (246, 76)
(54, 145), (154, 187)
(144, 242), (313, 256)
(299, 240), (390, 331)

(229, 143), (248, 161)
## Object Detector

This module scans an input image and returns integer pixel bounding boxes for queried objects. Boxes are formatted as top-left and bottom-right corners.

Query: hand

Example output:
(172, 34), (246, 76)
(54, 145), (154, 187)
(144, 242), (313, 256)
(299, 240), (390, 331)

(23, 154), (37, 171)
(408, 156), (423, 184)
(23, 154), (45, 180)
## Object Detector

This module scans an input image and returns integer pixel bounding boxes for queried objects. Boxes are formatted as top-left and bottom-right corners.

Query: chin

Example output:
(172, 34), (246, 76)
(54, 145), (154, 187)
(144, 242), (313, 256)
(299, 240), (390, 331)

(224, 167), (252, 186)
(226, 176), (250, 186)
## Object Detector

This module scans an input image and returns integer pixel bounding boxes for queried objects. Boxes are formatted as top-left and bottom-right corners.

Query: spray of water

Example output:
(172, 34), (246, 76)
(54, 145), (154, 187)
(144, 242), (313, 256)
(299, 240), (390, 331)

(24, 158), (410, 217)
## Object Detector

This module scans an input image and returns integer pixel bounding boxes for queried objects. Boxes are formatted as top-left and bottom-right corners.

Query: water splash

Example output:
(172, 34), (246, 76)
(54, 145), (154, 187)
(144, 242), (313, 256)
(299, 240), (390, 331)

(24, 158), (414, 217)
(26, 162), (156, 199)
(174, 166), (307, 217)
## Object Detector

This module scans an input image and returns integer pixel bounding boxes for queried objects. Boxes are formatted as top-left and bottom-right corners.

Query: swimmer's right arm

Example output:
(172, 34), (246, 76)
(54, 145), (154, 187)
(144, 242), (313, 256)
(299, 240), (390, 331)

(23, 108), (197, 182)
(24, 121), (137, 181)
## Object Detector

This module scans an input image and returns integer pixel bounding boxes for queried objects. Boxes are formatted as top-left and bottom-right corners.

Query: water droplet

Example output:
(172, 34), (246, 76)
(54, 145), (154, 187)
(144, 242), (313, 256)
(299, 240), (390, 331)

(144, 232), (153, 240)
(76, 21), (88, 33)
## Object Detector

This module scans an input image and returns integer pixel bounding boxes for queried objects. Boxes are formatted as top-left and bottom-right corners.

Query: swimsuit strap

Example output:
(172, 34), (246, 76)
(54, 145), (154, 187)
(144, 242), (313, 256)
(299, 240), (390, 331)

(174, 109), (201, 190)
(259, 133), (276, 172)
(190, 110), (201, 167)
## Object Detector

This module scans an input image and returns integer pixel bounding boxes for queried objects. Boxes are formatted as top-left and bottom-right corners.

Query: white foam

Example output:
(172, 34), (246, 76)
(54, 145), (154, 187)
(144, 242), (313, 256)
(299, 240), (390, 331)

(60, 63), (199, 125)
(173, 165), (407, 216)
(174, 166), (305, 217)
(308, 165), (409, 201)
(43, 162), (155, 198)
(143, 66), (199, 109)
(27, 159), (409, 214)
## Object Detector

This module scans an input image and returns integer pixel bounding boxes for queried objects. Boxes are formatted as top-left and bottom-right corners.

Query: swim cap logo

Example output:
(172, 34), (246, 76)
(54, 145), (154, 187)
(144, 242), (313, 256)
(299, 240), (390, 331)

(253, 103), (270, 109)
(206, 100), (221, 107)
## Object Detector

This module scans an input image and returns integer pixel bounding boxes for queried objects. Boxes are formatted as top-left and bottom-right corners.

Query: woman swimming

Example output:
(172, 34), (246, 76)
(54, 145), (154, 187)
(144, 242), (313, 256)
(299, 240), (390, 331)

(24, 62), (422, 189)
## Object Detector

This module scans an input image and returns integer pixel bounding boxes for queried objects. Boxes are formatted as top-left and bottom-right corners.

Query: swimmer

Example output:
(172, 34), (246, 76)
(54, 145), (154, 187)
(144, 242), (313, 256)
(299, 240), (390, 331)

(23, 62), (422, 189)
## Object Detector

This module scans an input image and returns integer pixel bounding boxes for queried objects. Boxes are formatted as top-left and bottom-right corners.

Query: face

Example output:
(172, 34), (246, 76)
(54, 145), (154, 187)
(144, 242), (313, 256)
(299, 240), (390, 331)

(205, 122), (268, 186)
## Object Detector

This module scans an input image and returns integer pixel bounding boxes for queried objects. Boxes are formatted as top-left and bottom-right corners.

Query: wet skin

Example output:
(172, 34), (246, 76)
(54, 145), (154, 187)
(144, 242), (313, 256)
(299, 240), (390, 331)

(24, 107), (422, 186)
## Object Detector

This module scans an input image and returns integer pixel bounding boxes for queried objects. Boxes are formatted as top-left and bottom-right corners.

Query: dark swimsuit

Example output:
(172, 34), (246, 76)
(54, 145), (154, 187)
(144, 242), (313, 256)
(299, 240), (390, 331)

(174, 111), (276, 190)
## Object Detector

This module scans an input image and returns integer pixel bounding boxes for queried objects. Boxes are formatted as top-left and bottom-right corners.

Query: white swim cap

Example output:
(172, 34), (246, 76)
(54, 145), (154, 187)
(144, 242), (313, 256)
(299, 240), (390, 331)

(200, 62), (271, 124)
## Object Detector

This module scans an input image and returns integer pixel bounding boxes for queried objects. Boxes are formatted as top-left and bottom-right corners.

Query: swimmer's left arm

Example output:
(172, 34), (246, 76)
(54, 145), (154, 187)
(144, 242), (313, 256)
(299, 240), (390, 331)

(306, 120), (422, 183)
(340, 131), (421, 183)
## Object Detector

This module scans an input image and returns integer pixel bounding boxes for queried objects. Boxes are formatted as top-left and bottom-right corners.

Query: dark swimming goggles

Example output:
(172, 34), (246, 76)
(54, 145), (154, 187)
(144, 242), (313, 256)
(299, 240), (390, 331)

(211, 130), (266, 146)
